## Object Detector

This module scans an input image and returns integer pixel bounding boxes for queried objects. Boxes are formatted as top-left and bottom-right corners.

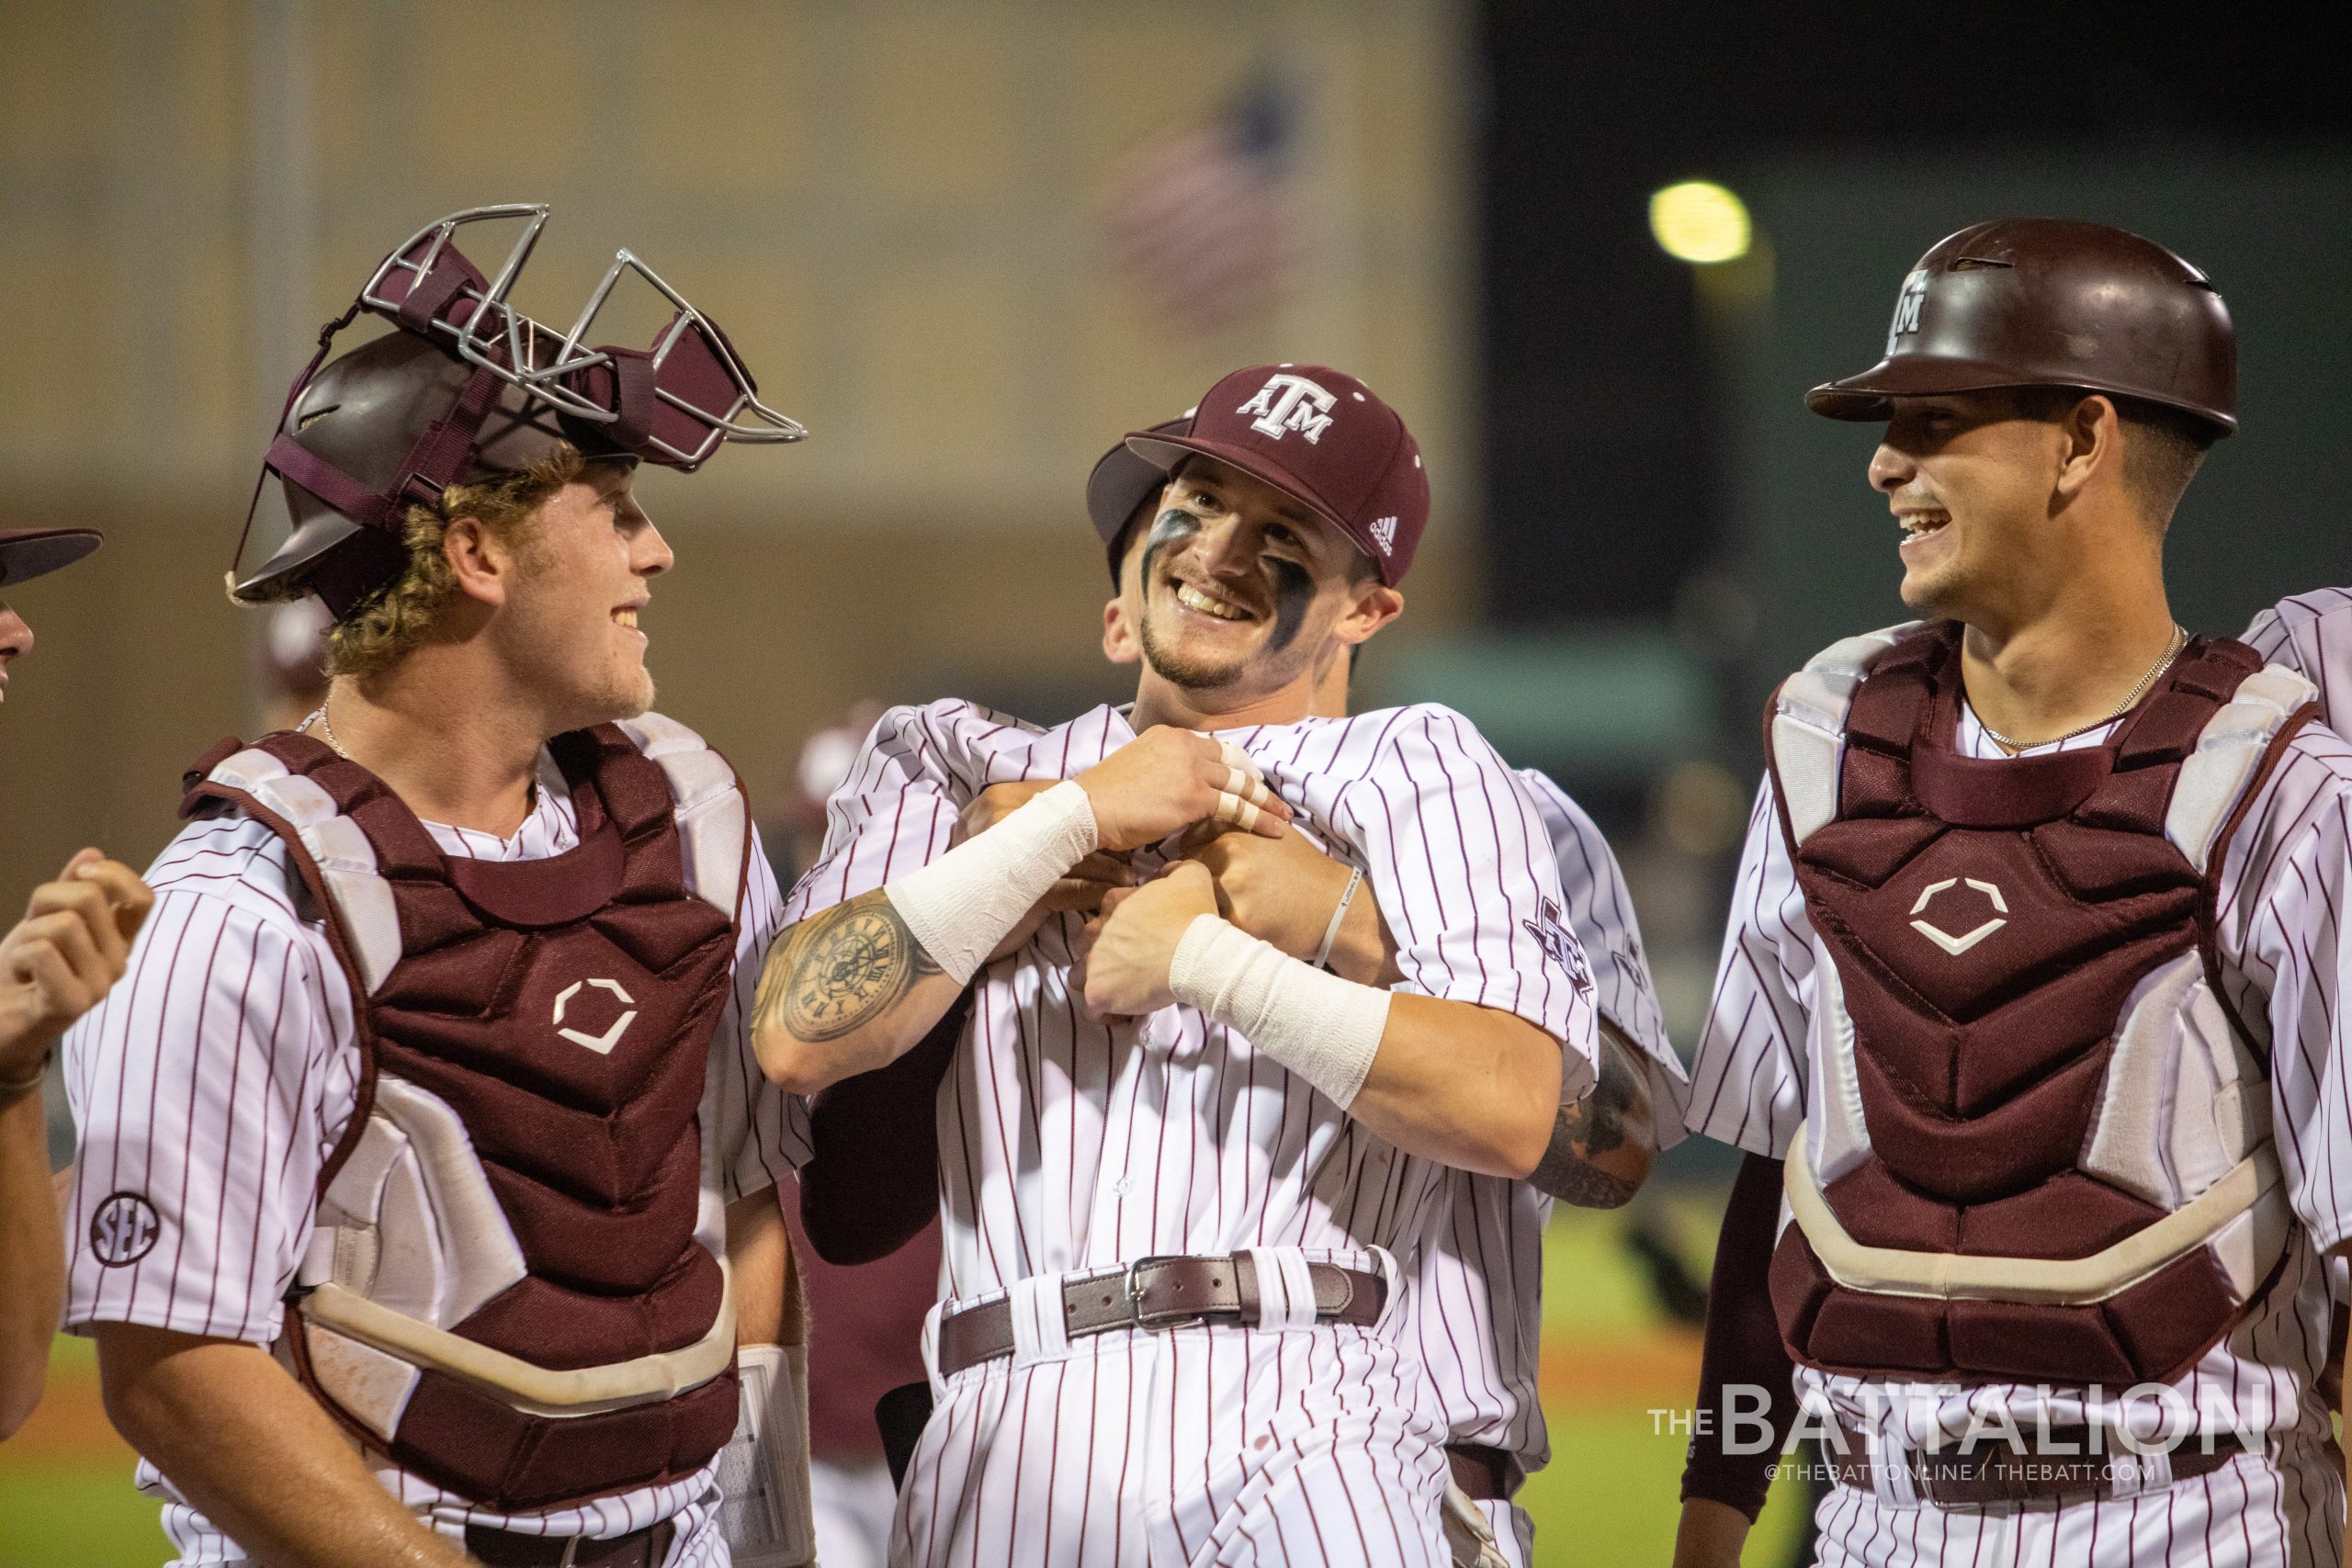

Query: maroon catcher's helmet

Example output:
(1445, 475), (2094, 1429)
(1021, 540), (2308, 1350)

(1807, 219), (2237, 436)
(231, 204), (806, 617)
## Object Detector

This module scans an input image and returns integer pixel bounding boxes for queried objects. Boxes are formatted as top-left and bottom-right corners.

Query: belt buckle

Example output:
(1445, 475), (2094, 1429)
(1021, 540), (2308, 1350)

(1124, 1254), (1185, 1328)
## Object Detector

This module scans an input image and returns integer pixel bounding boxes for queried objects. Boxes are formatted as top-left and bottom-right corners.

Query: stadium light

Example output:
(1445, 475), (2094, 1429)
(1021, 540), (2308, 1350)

(1649, 181), (1751, 265)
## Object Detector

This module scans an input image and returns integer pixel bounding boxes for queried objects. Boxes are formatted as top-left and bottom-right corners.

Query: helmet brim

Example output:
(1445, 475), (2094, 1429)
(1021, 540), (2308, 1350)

(1123, 432), (1391, 583)
(232, 510), (408, 615)
(0, 527), (102, 588)
(1805, 353), (2240, 435)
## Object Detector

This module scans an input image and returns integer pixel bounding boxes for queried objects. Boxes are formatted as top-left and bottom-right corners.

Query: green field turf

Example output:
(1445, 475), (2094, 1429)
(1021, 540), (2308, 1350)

(0, 1201), (1812, 1566)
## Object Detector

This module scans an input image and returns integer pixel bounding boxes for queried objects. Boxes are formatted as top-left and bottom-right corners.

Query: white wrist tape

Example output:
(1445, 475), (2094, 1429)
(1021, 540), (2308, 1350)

(886, 781), (1097, 985)
(1170, 915), (1391, 1110)
(717, 1344), (815, 1568)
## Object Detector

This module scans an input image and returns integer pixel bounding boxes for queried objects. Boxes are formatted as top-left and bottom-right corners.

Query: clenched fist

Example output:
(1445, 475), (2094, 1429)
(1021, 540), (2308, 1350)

(1073, 728), (1290, 852)
(1070, 861), (1220, 1018)
(1, 849), (153, 1084)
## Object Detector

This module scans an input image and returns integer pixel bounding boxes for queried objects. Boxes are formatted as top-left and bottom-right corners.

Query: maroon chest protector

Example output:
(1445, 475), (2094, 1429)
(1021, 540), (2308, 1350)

(183, 723), (746, 1511)
(1764, 623), (2307, 1387)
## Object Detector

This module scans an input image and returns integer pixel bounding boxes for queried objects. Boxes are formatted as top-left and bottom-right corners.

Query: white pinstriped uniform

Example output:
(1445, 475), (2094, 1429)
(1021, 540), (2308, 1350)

(2245, 590), (2352, 1324)
(62, 743), (806, 1568)
(1685, 694), (2352, 1566)
(1403, 769), (1688, 1568)
(782, 701), (1599, 1568)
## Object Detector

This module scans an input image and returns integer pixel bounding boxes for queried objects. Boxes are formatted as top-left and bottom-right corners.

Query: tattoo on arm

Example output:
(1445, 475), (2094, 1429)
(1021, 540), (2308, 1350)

(1529, 1024), (1652, 1208)
(754, 893), (943, 1043)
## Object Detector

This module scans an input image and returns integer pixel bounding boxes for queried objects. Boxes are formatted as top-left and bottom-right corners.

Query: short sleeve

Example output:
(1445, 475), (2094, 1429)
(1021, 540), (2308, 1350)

(716, 830), (812, 1195)
(2214, 728), (2352, 1252)
(1335, 707), (1599, 1094)
(781, 703), (996, 921)
(62, 889), (345, 1347)
(1683, 775), (1813, 1159)
(1518, 768), (1689, 1139)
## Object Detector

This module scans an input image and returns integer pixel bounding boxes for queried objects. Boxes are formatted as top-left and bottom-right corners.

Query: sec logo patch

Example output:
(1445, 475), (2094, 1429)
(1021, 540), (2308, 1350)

(90, 1192), (161, 1268)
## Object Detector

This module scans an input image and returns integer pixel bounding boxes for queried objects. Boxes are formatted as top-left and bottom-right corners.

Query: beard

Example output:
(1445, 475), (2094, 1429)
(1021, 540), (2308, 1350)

(1136, 606), (1251, 690)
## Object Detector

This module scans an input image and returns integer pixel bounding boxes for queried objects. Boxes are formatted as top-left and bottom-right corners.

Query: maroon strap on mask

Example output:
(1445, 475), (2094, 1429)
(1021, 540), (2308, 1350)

(263, 355), (514, 540)
(1680, 1153), (1800, 1522)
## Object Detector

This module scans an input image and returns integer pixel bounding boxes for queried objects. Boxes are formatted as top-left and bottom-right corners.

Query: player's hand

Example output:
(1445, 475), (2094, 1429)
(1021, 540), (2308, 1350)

(1176, 823), (1348, 955)
(1074, 728), (1290, 852)
(0, 849), (154, 1079)
(959, 782), (1137, 963)
(1070, 861), (1218, 1018)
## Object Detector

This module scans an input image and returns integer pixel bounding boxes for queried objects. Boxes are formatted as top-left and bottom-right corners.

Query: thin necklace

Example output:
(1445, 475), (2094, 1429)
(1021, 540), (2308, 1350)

(1976, 625), (2188, 753)
(297, 699), (347, 758)
(298, 697), (538, 812)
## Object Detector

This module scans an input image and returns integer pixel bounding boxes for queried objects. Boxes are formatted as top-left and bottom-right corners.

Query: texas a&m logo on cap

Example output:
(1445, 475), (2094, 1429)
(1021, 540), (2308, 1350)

(1236, 371), (1337, 445)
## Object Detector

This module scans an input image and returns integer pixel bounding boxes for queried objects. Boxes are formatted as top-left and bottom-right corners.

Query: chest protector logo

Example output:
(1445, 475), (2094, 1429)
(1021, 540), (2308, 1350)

(1763, 623), (2315, 1388)
(181, 715), (750, 1511)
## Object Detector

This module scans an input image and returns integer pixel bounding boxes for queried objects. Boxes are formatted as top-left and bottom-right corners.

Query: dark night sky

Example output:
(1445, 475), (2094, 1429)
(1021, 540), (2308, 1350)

(1478, 1), (2352, 622)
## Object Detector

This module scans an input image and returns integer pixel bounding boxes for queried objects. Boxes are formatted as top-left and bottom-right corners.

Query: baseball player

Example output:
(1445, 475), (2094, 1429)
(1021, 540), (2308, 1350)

(1078, 428), (1691, 1567)
(755, 364), (1600, 1567)
(0, 524), (153, 1439)
(62, 206), (812, 1567)
(1675, 220), (2352, 1566)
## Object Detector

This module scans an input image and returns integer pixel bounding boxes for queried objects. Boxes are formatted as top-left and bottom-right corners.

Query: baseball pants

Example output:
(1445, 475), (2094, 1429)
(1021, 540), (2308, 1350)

(892, 1258), (1451, 1568)
(1808, 1428), (2345, 1567)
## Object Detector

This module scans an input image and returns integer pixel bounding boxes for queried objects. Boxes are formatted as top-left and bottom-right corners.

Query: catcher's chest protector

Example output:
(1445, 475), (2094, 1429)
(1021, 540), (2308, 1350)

(182, 716), (749, 1511)
(1765, 622), (2315, 1387)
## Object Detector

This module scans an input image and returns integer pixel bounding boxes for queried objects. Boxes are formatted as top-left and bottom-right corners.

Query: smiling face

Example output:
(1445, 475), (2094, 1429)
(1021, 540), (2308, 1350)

(0, 598), (29, 704)
(487, 463), (673, 730)
(1104, 457), (1400, 706)
(1870, 390), (2078, 622)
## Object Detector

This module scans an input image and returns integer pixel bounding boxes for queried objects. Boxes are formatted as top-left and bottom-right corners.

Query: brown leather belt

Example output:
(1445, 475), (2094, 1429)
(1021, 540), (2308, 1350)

(1444, 1442), (1513, 1502)
(938, 1254), (1387, 1378)
(463, 1520), (673, 1568)
(1830, 1421), (2247, 1506)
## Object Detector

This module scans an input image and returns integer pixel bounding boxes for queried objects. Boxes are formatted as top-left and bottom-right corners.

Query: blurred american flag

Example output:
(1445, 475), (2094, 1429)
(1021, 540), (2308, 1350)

(1102, 71), (1302, 336)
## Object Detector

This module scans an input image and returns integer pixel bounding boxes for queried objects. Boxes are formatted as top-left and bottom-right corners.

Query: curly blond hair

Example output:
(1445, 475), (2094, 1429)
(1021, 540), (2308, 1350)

(322, 444), (582, 679)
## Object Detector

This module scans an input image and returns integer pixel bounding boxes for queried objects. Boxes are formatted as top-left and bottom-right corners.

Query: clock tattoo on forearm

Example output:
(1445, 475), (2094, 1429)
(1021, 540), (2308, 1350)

(758, 892), (943, 1043)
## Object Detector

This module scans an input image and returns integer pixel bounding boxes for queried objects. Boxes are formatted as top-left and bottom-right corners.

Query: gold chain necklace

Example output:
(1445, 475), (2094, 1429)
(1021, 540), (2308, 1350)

(1976, 625), (2188, 753)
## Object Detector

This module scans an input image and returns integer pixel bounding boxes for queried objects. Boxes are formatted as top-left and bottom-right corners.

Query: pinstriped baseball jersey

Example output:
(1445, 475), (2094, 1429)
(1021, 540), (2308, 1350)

(62, 743), (807, 1566)
(1406, 769), (1686, 1472)
(786, 698), (1594, 1567)
(783, 700), (1599, 1301)
(1685, 693), (2352, 1560)
(2245, 587), (2352, 728)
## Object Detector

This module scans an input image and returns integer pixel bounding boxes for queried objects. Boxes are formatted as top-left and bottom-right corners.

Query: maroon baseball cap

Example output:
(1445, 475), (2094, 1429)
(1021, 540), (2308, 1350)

(1123, 363), (1430, 585)
(0, 527), (102, 588)
(1087, 414), (1192, 585)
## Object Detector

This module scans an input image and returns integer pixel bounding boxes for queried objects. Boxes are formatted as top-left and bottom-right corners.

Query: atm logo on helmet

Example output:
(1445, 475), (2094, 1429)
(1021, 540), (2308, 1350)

(1885, 268), (1930, 354)
(553, 977), (639, 1055)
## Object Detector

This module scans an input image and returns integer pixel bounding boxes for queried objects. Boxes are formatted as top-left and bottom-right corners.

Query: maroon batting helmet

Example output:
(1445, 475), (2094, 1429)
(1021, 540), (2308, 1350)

(1807, 219), (2236, 436)
(231, 204), (806, 618)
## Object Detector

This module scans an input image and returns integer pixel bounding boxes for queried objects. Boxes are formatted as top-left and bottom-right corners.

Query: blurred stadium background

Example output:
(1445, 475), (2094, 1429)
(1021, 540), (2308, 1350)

(0, 4), (2344, 1564)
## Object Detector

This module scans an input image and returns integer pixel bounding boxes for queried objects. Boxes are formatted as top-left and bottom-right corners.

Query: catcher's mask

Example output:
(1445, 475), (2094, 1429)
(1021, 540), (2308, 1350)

(231, 203), (805, 618)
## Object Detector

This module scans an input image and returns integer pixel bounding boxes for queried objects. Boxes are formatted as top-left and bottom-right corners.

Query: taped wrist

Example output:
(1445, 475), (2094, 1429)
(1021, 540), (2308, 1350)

(885, 781), (1097, 985)
(1170, 915), (1390, 1109)
(718, 1343), (815, 1567)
